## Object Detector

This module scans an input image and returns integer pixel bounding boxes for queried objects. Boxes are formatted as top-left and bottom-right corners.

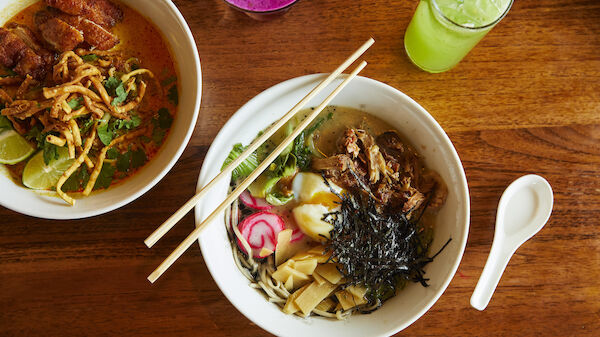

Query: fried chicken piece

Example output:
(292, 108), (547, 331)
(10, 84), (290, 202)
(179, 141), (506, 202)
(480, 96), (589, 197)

(0, 28), (48, 79)
(46, 0), (123, 28)
(38, 17), (85, 52)
(36, 8), (120, 51)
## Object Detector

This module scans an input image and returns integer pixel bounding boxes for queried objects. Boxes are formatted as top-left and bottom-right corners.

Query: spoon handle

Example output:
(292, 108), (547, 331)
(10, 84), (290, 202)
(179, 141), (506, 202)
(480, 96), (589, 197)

(470, 241), (516, 311)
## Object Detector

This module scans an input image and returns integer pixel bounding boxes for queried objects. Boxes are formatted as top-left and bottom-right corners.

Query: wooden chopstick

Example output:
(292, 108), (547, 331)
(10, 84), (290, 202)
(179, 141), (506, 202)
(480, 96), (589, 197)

(144, 38), (375, 248)
(147, 60), (368, 283)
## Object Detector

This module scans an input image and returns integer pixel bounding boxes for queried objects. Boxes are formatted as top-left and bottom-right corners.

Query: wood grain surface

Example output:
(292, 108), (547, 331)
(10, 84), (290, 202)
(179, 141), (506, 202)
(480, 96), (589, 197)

(1, 0), (599, 336)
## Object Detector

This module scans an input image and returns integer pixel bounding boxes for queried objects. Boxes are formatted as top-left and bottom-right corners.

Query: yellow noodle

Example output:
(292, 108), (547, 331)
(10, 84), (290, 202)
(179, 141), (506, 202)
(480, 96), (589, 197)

(61, 106), (88, 122)
(64, 66), (101, 86)
(76, 145), (94, 169)
(75, 48), (121, 57)
(43, 85), (102, 102)
(16, 75), (35, 99)
(50, 93), (69, 118)
(83, 127), (147, 196)
(124, 78), (136, 94)
(4, 100), (53, 119)
(120, 68), (154, 84)
(114, 81), (146, 114)
(69, 119), (82, 146)
(57, 51), (83, 66)
(97, 59), (111, 67)
(90, 77), (113, 107)
(46, 134), (66, 147)
(53, 51), (83, 82)
(1, 100), (30, 116)
(83, 155), (94, 169)
(62, 129), (75, 159)
(61, 99), (72, 114)
(56, 127), (96, 205)
(89, 76), (130, 118)
(82, 96), (106, 120)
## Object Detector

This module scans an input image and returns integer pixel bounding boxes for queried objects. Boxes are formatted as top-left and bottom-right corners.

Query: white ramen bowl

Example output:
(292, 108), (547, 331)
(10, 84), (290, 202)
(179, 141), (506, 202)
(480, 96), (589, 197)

(196, 74), (469, 336)
(0, 0), (201, 219)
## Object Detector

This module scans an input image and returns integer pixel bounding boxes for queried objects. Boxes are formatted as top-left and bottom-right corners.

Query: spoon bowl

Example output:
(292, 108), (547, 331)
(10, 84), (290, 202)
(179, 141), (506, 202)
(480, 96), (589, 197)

(470, 174), (553, 311)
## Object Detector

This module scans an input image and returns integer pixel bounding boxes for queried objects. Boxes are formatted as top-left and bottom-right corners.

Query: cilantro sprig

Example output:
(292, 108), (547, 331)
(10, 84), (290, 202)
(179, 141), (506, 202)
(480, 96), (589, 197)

(67, 97), (84, 110)
(81, 54), (99, 62)
(103, 76), (129, 106)
(151, 108), (173, 145)
(97, 113), (142, 146)
(62, 166), (90, 192)
(94, 163), (116, 190)
(167, 84), (178, 106)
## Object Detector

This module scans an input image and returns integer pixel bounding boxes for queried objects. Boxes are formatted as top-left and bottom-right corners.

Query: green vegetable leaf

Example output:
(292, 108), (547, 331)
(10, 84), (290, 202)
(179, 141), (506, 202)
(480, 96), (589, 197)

(130, 148), (147, 169)
(93, 163), (116, 190)
(67, 97), (84, 110)
(157, 108), (172, 129)
(97, 122), (113, 145)
(266, 193), (294, 206)
(112, 115), (141, 130)
(111, 82), (128, 106)
(116, 150), (131, 172)
(24, 125), (41, 141)
(292, 132), (313, 171)
(140, 135), (151, 143)
(0, 115), (13, 133)
(167, 85), (178, 106)
(42, 140), (59, 165)
(80, 118), (95, 135)
(62, 167), (90, 192)
(161, 76), (177, 87)
(81, 54), (99, 62)
(106, 148), (119, 160)
(151, 127), (165, 145)
(304, 113), (332, 136)
(104, 77), (120, 93)
(221, 143), (259, 181)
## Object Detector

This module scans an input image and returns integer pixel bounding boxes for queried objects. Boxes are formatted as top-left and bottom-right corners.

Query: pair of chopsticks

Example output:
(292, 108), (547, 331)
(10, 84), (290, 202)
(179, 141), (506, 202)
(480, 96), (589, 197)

(145, 37), (375, 283)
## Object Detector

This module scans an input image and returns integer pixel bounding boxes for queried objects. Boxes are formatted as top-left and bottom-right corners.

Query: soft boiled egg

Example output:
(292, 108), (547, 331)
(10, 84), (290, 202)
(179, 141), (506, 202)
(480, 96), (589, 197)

(292, 172), (343, 208)
(292, 204), (333, 243)
(291, 173), (343, 242)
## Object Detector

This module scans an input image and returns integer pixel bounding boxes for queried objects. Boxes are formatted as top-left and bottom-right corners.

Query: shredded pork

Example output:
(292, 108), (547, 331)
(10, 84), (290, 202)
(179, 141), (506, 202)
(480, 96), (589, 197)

(313, 128), (447, 216)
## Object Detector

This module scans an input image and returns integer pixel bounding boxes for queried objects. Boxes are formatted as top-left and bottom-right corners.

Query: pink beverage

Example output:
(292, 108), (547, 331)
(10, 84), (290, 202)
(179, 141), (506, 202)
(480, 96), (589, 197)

(224, 0), (299, 20)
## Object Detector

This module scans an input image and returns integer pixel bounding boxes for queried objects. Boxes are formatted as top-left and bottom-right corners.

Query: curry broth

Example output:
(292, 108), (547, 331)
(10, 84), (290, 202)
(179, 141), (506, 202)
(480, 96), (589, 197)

(2, 0), (179, 189)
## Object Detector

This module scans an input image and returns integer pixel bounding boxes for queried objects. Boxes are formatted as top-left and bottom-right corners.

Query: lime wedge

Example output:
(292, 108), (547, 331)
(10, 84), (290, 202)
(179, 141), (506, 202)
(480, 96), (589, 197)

(23, 146), (74, 190)
(0, 130), (36, 165)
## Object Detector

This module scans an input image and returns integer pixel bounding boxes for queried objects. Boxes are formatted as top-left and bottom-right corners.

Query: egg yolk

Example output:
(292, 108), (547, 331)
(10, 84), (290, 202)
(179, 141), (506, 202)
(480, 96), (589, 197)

(307, 191), (341, 209)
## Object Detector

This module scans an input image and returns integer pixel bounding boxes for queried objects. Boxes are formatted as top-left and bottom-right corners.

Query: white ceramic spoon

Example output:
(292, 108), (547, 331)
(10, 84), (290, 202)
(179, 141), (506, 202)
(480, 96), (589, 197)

(470, 174), (553, 311)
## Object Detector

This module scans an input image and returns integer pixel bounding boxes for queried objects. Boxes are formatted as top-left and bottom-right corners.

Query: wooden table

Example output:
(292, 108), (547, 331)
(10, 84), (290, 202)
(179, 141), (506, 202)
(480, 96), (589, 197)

(1, 0), (599, 336)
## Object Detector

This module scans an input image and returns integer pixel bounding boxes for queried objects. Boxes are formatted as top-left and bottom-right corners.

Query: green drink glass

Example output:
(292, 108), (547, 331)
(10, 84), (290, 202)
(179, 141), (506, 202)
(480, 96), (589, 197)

(404, 0), (513, 73)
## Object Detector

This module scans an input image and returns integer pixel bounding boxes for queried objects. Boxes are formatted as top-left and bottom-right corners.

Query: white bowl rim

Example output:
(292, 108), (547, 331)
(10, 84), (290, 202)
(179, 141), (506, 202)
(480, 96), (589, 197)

(0, 0), (202, 219)
(195, 74), (469, 336)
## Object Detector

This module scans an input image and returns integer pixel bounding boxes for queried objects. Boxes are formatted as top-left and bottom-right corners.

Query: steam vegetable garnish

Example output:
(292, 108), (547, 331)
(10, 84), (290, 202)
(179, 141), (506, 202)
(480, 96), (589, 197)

(223, 112), (332, 206)
(223, 106), (450, 319)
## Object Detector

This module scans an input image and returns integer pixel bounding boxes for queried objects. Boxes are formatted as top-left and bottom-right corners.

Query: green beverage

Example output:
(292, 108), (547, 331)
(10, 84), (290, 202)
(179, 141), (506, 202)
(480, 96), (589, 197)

(404, 0), (513, 73)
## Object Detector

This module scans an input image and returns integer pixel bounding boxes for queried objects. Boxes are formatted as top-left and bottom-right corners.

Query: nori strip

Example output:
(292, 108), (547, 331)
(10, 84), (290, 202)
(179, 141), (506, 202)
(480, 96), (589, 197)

(322, 176), (451, 307)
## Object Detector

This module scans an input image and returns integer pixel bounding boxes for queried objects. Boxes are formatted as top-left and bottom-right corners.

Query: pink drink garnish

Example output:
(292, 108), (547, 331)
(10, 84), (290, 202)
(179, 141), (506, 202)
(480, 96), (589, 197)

(225, 0), (296, 12)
